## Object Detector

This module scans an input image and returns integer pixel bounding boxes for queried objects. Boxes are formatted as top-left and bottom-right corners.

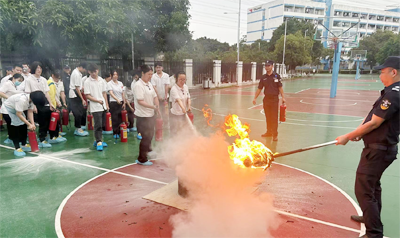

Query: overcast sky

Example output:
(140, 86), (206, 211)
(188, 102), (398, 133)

(188, 0), (400, 45)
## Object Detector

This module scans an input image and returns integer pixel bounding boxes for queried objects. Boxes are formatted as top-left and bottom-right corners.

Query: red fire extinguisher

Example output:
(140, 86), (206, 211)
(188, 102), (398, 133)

(87, 114), (94, 130)
(155, 117), (163, 141)
(0, 112), (3, 126)
(121, 110), (128, 124)
(28, 131), (39, 152)
(279, 103), (286, 122)
(49, 112), (60, 131)
(120, 122), (128, 143)
(105, 112), (112, 131)
(62, 109), (69, 126)
(187, 111), (194, 124)
(82, 91), (88, 109)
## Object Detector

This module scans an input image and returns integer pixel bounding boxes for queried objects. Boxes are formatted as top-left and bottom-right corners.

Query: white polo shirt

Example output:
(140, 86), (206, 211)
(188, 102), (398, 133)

(107, 80), (124, 102)
(4, 93), (34, 112)
(54, 80), (64, 101)
(0, 75), (12, 87)
(151, 72), (170, 100)
(24, 74), (50, 93)
(133, 79), (157, 117)
(0, 80), (23, 114)
(69, 68), (83, 98)
(170, 84), (190, 116)
(83, 76), (107, 113)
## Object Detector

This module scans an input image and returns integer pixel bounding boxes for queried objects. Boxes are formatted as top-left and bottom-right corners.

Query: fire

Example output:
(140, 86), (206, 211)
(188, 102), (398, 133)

(202, 104), (214, 127)
(202, 105), (274, 169)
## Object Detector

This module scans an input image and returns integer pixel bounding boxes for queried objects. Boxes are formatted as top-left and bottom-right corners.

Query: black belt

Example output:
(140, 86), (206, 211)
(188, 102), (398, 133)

(365, 143), (398, 151)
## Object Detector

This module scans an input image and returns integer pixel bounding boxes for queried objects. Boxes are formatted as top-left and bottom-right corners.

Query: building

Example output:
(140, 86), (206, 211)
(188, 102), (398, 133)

(247, 0), (400, 50)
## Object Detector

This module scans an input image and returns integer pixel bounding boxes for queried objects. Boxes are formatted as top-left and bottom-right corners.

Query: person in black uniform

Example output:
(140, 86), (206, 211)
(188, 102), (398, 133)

(336, 56), (400, 238)
(252, 60), (286, 141)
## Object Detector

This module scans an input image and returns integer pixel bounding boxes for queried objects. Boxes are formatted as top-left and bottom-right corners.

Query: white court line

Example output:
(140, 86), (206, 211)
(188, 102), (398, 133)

(300, 99), (358, 107)
(286, 95), (375, 102)
(294, 88), (311, 94)
(318, 91), (361, 95)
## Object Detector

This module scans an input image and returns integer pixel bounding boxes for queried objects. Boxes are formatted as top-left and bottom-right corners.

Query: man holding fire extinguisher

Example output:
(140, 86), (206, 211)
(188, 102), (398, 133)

(252, 60), (286, 141)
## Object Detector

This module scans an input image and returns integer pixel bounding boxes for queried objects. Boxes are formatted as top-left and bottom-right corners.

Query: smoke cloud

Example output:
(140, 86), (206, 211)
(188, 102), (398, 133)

(161, 130), (279, 237)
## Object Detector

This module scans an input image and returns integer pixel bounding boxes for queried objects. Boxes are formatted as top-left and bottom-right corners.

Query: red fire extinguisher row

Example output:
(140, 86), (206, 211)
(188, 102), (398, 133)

(121, 110), (128, 124)
(49, 112), (60, 131)
(155, 118), (163, 141)
(28, 131), (39, 152)
(105, 112), (112, 132)
(87, 114), (94, 130)
(279, 104), (286, 122)
(120, 123), (128, 143)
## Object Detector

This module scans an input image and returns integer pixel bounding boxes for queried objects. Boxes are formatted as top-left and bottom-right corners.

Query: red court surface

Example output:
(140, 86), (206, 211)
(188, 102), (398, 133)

(58, 161), (363, 237)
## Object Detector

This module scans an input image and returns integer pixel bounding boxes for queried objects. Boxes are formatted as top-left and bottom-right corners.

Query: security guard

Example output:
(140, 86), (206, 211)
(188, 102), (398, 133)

(253, 60), (286, 141)
(336, 56), (400, 238)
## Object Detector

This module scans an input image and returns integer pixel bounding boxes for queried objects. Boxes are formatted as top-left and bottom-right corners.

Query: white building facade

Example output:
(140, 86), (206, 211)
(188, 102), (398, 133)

(247, 0), (400, 49)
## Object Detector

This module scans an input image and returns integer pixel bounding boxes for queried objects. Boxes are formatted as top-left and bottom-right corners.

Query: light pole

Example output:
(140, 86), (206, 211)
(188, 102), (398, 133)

(224, 0), (241, 85)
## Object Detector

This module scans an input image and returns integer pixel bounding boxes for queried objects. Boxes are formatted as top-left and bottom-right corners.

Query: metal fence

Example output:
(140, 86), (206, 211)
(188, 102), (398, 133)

(221, 63), (236, 83)
(243, 63), (252, 82)
(193, 61), (213, 85)
(256, 63), (264, 79)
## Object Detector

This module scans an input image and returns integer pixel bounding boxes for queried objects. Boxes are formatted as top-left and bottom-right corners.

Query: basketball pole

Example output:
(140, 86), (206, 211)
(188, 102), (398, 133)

(330, 41), (342, 98)
(355, 59), (361, 80)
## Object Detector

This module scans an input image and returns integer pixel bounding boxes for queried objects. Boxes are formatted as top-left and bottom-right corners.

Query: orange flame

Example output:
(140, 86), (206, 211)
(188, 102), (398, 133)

(202, 105), (273, 169)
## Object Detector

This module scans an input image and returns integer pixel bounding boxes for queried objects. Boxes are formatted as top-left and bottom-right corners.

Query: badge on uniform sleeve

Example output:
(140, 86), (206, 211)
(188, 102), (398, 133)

(380, 99), (391, 110)
(274, 78), (278, 82)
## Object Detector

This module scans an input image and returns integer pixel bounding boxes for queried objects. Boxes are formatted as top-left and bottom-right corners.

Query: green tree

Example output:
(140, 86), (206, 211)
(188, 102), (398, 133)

(376, 35), (400, 64)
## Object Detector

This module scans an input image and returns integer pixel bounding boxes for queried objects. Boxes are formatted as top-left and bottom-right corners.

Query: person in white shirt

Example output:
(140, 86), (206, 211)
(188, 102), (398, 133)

(151, 62), (170, 118)
(2, 92), (38, 156)
(124, 79), (136, 132)
(18, 63), (31, 92)
(107, 70), (125, 138)
(169, 71), (191, 132)
(24, 61), (57, 148)
(0, 64), (22, 87)
(69, 62), (89, 136)
(133, 65), (160, 166)
(101, 72), (112, 134)
(0, 74), (24, 144)
(84, 63), (109, 151)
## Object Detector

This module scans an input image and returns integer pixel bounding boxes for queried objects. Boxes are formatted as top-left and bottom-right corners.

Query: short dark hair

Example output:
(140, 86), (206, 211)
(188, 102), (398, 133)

(12, 73), (23, 80)
(140, 65), (153, 74)
(175, 71), (186, 79)
(102, 72), (111, 78)
(22, 63), (29, 67)
(13, 64), (22, 69)
(155, 62), (163, 67)
(30, 91), (47, 107)
(87, 63), (98, 73)
(79, 62), (87, 69)
(30, 61), (42, 74)
(52, 70), (61, 79)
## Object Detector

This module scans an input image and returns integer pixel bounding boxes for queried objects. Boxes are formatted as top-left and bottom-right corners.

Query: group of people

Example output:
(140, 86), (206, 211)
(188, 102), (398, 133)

(0, 62), (192, 163)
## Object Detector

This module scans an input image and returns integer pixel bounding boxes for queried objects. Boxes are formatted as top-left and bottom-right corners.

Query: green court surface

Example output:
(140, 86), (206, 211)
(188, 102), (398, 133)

(0, 74), (398, 237)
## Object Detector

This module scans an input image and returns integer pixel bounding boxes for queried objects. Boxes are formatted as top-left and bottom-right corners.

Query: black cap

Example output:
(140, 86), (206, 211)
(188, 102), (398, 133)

(265, 60), (274, 65)
(374, 56), (400, 70)
(63, 65), (70, 69)
(5, 66), (12, 71)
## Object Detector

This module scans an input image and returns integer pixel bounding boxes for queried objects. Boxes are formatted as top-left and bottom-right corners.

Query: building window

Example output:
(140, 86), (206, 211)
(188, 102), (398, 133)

(334, 11), (342, 16)
(360, 24), (366, 29)
(368, 24), (375, 29)
(360, 33), (365, 38)
(294, 7), (304, 13)
(376, 25), (383, 30)
(393, 18), (399, 23)
(318, 19), (323, 24)
(384, 26), (391, 31)
(393, 27), (399, 32)
(369, 15), (376, 20)
(343, 22), (350, 27)
(333, 21), (341, 27)
(377, 16), (384, 21)
(385, 17), (392, 22)
(351, 22), (357, 27)
(360, 14), (367, 19)
(305, 8), (314, 14)
(343, 12), (351, 17)
(352, 13), (359, 18)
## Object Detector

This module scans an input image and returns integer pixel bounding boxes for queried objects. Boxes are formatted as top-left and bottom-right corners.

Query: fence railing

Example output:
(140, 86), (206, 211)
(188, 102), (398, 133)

(243, 63), (252, 82)
(221, 63), (237, 83)
(193, 61), (213, 85)
(256, 63), (264, 79)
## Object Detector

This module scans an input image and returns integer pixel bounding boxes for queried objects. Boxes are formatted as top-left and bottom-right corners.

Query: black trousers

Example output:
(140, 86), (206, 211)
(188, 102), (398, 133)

(4, 114), (27, 149)
(37, 105), (59, 142)
(92, 111), (105, 142)
(136, 116), (155, 163)
(355, 146), (397, 238)
(126, 105), (135, 129)
(70, 97), (86, 129)
(109, 102), (122, 135)
(263, 96), (279, 136)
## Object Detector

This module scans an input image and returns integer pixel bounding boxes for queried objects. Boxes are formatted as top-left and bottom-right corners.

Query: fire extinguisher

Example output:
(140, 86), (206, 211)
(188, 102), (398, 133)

(155, 117), (163, 141)
(62, 108), (69, 126)
(87, 114), (94, 130)
(28, 131), (39, 152)
(82, 91), (88, 109)
(279, 103), (286, 122)
(187, 111), (194, 124)
(120, 122), (128, 143)
(105, 112), (112, 132)
(0, 111), (3, 126)
(49, 112), (60, 131)
(121, 110), (128, 124)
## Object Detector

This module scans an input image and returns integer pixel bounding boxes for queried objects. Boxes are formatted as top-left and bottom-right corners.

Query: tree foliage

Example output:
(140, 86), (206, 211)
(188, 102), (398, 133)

(357, 31), (397, 67)
(375, 34), (400, 64)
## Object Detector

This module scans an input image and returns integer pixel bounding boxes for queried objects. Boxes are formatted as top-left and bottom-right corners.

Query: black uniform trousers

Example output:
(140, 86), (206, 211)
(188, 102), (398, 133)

(109, 102), (122, 135)
(92, 111), (106, 143)
(263, 95), (279, 136)
(36, 105), (59, 142)
(355, 144), (397, 238)
(70, 97), (86, 129)
(136, 116), (155, 163)
(126, 104), (135, 129)
(3, 114), (27, 149)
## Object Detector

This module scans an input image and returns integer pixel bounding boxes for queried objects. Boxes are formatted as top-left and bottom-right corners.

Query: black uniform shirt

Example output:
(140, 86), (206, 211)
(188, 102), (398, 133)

(258, 72), (282, 96)
(363, 81), (400, 145)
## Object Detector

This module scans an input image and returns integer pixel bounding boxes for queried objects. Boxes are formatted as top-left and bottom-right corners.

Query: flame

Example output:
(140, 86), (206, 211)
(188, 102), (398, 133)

(202, 105), (274, 169)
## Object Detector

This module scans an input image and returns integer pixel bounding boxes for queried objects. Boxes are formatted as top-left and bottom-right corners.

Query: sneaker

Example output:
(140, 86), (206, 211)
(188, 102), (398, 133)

(102, 141), (108, 147)
(132, 127), (137, 132)
(136, 160), (153, 166)
(96, 142), (103, 151)
(39, 141), (52, 148)
(60, 132), (67, 136)
(113, 134), (118, 139)
(56, 136), (67, 142)
(81, 126), (87, 130)
(21, 144), (32, 152)
(74, 128), (89, 136)
(48, 137), (60, 144)
(4, 137), (12, 144)
(14, 148), (26, 157)
(137, 133), (142, 140)
(102, 130), (113, 135)
(350, 215), (364, 223)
